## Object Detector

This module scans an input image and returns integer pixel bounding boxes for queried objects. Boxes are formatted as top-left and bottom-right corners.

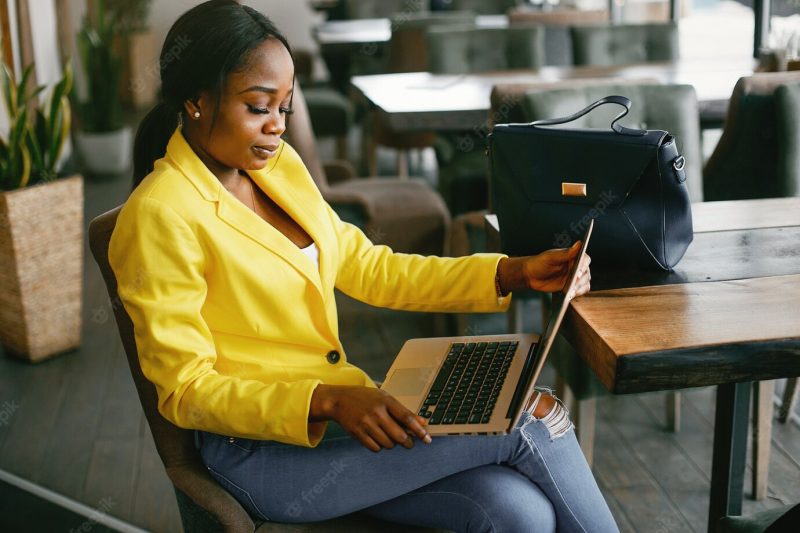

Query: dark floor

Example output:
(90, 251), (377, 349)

(0, 479), (116, 533)
(0, 158), (798, 533)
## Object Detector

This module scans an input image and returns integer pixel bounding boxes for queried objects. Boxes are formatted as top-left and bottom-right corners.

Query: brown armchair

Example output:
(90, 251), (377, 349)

(286, 85), (451, 256)
(88, 208), (447, 532)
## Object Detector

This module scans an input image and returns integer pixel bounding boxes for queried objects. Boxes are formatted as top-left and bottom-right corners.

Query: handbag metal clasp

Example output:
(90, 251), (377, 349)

(562, 182), (587, 197)
(673, 156), (686, 171)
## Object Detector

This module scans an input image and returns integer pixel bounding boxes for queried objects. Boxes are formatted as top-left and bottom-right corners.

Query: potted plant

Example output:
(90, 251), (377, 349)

(109, 0), (158, 108)
(0, 59), (84, 362)
(73, 0), (132, 174)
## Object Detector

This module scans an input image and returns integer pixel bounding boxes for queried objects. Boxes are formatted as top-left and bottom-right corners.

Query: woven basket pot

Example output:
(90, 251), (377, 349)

(0, 175), (84, 362)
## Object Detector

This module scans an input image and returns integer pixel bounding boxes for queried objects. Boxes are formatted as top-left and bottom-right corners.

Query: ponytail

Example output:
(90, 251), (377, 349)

(132, 102), (179, 190)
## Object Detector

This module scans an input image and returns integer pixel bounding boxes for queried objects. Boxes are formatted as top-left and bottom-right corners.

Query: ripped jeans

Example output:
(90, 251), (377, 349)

(196, 391), (619, 533)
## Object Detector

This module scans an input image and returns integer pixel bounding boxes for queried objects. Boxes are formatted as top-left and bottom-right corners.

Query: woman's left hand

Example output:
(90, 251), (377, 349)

(496, 240), (591, 297)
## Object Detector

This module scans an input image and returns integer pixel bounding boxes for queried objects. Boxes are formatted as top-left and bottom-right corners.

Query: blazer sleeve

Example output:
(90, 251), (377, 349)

(108, 196), (326, 447)
(328, 204), (512, 313)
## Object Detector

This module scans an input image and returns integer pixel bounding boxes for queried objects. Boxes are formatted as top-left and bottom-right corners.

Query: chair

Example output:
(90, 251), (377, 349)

(507, 7), (609, 66)
(570, 23), (679, 66)
(424, 24), (546, 215)
(89, 211), (449, 533)
(288, 84), (451, 256)
(521, 82), (704, 201)
(387, 11), (478, 73)
(344, 0), (424, 19)
(426, 25), (546, 74)
(703, 72), (800, 201)
(293, 49), (353, 161)
(367, 11), (478, 178)
(445, 0), (517, 15)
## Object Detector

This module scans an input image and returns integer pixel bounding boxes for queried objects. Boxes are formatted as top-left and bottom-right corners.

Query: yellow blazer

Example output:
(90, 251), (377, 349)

(109, 128), (510, 447)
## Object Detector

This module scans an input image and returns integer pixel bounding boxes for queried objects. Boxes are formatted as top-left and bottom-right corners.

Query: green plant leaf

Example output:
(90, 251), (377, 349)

(1, 63), (16, 116)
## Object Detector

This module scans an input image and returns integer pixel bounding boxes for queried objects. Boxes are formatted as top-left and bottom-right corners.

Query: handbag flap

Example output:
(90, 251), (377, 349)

(490, 124), (669, 207)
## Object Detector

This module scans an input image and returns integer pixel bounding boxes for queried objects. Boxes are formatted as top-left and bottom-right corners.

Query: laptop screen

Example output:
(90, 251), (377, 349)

(509, 219), (594, 424)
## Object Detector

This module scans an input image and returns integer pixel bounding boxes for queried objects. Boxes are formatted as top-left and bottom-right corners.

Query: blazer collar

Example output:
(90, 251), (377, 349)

(165, 128), (326, 297)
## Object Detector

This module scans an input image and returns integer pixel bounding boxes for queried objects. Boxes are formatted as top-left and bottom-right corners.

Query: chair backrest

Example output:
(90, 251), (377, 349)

(520, 82), (704, 201)
(570, 23), (679, 66)
(488, 76), (661, 127)
(427, 25), (545, 74)
(703, 72), (800, 200)
(285, 84), (330, 192)
(88, 206), (257, 532)
(388, 11), (477, 72)
(507, 7), (609, 66)
(447, 0), (517, 15)
(88, 206), (198, 470)
(345, 0), (424, 19)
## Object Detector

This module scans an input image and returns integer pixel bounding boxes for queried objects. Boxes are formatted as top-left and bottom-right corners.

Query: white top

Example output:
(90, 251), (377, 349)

(300, 241), (319, 269)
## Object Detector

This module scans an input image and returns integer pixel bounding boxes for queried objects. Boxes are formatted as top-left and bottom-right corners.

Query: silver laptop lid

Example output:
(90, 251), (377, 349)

(509, 219), (594, 428)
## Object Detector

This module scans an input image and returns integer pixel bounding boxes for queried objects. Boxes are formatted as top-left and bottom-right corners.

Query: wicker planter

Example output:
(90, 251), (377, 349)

(0, 176), (84, 362)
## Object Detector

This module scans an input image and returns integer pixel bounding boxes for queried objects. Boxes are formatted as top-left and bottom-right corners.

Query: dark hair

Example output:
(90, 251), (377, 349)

(132, 0), (292, 188)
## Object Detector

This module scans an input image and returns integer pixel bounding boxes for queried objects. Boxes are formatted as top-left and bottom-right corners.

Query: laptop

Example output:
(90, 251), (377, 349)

(381, 219), (593, 436)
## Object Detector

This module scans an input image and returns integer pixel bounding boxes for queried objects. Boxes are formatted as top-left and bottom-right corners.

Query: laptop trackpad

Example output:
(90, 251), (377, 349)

(384, 367), (435, 396)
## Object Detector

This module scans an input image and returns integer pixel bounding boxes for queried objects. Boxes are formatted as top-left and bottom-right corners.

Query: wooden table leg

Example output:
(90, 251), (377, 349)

(707, 381), (751, 533)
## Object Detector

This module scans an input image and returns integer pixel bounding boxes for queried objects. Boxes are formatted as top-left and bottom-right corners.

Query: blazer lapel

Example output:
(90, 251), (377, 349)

(167, 130), (325, 297)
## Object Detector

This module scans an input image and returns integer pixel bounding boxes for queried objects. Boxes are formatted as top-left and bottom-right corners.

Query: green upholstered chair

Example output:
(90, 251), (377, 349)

(292, 50), (353, 161)
(344, 0), (424, 19)
(521, 83), (704, 201)
(570, 23), (679, 66)
(446, 0), (518, 15)
(507, 7), (609, 66)
(718, 502), (800, 533)
(388, 11), (478, 73)
(425, 24), (546, 215)
(703, 72), (800, 201)
(426, 25), (546, 74)
(367, 11), (479, 178)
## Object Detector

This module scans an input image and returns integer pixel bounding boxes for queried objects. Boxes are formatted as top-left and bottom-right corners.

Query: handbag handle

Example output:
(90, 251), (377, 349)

(528, 95), (647, 137)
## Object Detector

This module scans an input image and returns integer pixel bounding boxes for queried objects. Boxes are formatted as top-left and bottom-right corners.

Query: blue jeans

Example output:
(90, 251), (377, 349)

(196, 400), (618, 532)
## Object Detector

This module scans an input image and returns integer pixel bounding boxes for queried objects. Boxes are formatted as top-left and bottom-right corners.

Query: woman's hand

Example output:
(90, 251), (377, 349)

(310, 384), (432, 452)
(496, 240), (591, 297)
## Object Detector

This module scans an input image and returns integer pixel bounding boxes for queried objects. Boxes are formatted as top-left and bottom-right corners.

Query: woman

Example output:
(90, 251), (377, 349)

(109, 1), (617, 531)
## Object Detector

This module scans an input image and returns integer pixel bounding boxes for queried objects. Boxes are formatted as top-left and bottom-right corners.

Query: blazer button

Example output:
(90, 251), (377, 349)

(326, 350), (341, 364)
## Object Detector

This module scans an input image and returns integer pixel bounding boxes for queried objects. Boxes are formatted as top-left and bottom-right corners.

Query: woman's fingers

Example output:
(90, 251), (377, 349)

(388, 400), (432, 444)
(353, 429), (382, 453)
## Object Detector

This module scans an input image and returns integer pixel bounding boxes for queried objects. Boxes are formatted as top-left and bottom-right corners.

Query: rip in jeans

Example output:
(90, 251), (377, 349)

(517, 387), (574, 442)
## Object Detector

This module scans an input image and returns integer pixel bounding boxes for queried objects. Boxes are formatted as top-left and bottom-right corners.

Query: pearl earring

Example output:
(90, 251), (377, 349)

(193, 111), (200, 119)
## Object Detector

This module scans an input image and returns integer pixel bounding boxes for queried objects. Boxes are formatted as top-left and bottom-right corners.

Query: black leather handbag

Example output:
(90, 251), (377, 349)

(489, 95), (693, 270)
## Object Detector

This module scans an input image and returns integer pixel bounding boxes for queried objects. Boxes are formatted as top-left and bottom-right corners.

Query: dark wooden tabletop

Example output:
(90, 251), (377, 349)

(485, 198), (800, 394)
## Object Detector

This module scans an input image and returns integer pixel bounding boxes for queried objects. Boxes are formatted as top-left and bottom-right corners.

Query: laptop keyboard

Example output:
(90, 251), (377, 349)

(418, 341), (517, 425)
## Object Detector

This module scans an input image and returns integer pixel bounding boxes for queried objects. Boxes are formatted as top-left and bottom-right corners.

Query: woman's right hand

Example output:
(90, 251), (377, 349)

(310, 384), (432, 452)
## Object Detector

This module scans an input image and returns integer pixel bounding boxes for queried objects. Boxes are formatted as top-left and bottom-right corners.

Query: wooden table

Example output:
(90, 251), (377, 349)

(486, 198), (800, 531)
(351, 59), (755, 131)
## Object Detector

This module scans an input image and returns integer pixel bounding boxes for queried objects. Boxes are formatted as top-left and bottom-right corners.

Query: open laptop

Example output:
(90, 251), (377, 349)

(381, 219), (594, 436)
